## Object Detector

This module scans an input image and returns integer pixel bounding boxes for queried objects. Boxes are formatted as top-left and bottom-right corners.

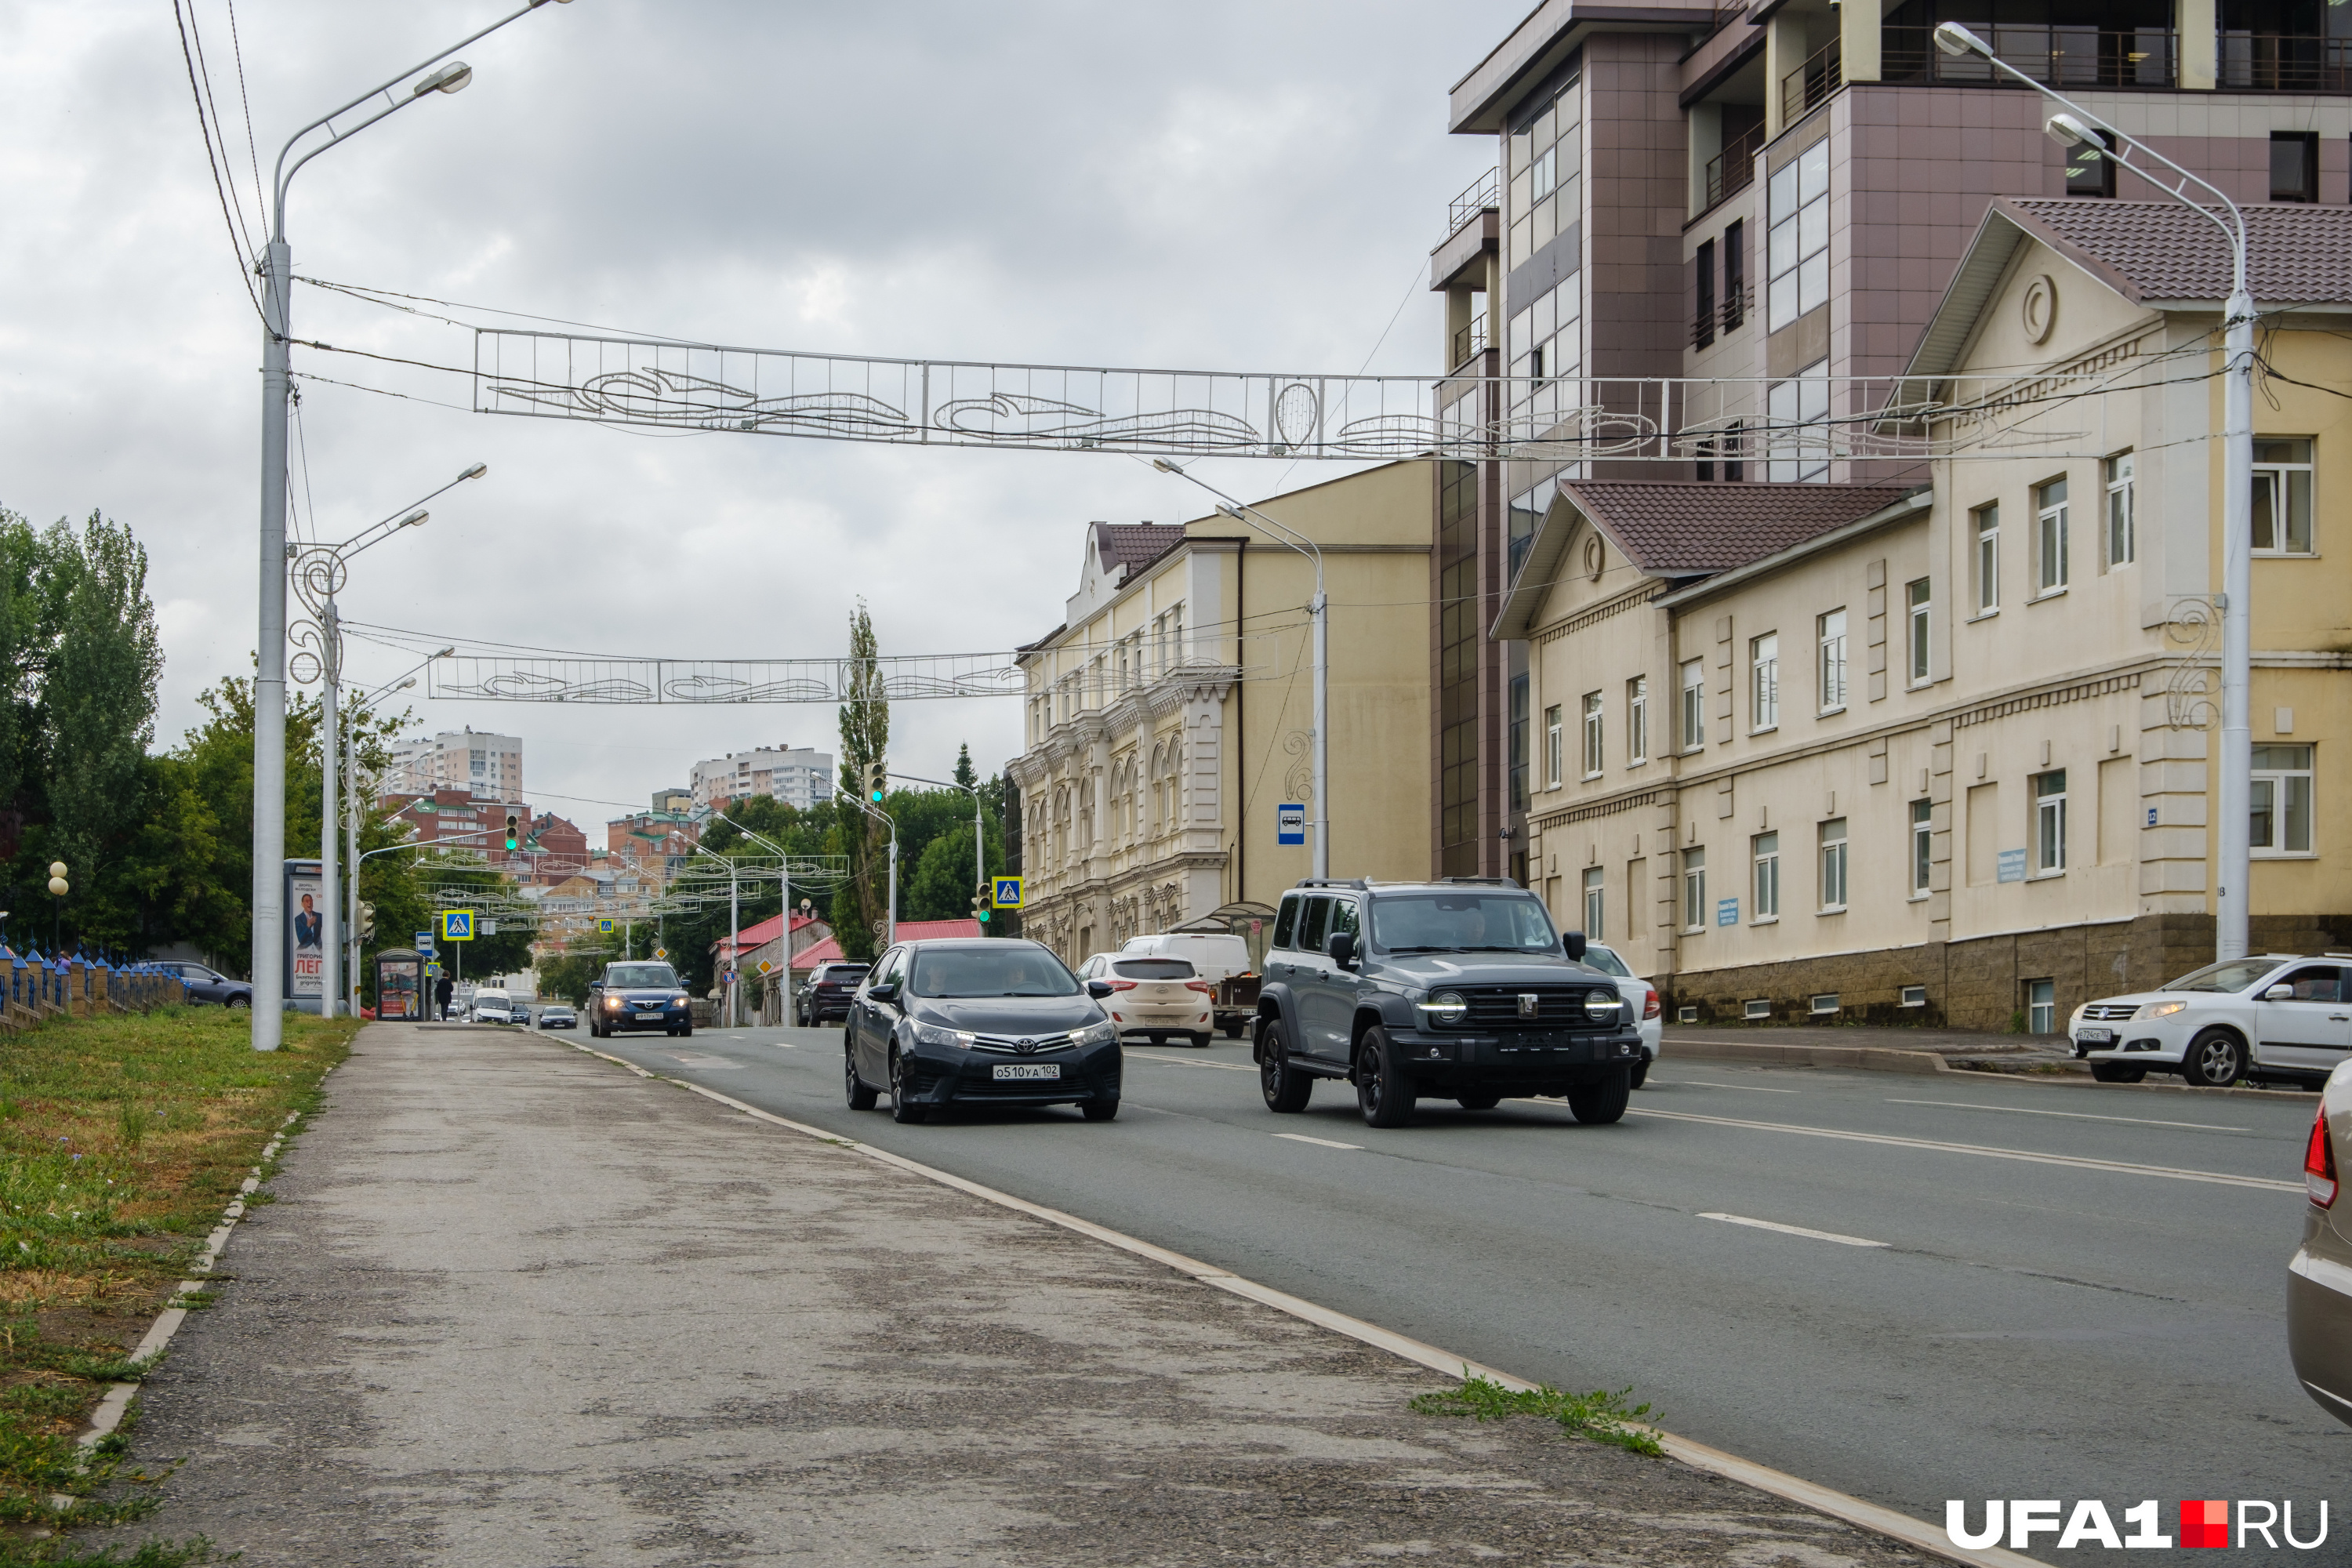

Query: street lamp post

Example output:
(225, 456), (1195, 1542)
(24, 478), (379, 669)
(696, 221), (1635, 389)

(345, 651), (451, 1015)
(887, 774), (987, 920)
(252, 0), (572, 1052)
(1150, 461), (1330, 880)
(844, 795), (900, 949)
(1932, 21), (2256, 960)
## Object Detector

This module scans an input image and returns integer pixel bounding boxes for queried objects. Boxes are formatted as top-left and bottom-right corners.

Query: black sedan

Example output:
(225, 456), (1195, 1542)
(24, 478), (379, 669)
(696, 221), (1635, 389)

(844, 939), (1120, 1124)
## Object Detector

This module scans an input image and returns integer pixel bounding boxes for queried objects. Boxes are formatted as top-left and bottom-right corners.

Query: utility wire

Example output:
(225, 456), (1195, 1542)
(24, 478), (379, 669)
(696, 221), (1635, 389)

(223, 0), (267, 244)
(170, 0), (264, 323)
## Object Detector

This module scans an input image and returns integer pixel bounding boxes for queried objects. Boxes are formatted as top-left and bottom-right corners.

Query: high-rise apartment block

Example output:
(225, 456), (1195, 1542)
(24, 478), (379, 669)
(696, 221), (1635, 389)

(689, 744), (835, 812)
(385, 728), (524, 803)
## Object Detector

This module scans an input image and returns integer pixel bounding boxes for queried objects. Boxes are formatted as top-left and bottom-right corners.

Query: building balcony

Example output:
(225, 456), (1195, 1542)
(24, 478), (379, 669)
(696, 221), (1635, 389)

(1702, 122), (1762, 212)
(1445, 168), (1501, 244)
(1881, 25), (2179, 88)
(1451, 311), (1490, 372)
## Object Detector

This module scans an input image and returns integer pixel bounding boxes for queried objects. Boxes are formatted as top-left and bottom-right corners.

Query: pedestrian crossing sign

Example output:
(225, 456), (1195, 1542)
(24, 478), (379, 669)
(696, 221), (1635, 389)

(441, 909), (475, 942)
(597, 919), (615, 935)
(992, 876), (1024, 909)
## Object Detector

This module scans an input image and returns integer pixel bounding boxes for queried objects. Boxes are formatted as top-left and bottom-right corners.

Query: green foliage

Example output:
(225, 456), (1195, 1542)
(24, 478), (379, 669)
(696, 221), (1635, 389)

(836, 601), (890, 962)
(0, 1536), (223, 1566)
(537, 942), (618, 1006)
(1410, 1374), (1663, 1457)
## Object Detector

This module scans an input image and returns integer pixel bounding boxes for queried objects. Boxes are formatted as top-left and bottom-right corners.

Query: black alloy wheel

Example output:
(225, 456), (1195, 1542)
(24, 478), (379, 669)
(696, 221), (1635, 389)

(1081, 1097), (1120, 1122)
(2090, 1062), (2147, 1083)
(2181, 1027), (2245, 1088)
(889, 1047), (929, 1123)
(1455, 1092), (1502, 1111)
(845, 1043), (878, 1109)
(1566, 1068), (1633, 1125)
(1355, 1026), (1416, 1129)
(1259, 1019), (1312, 1112)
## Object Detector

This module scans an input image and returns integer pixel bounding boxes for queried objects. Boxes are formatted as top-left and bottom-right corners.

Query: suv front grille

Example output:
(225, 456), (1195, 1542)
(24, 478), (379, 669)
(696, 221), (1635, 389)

(1457, 985), (1615, 1029)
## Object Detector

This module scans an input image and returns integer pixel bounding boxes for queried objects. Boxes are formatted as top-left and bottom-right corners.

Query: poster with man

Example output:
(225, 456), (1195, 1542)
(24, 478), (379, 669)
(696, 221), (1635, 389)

(285, 859), (325, 1009)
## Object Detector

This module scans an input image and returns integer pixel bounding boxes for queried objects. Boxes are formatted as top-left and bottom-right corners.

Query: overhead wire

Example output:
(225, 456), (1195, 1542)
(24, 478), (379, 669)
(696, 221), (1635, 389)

(169, 0), (265, 323)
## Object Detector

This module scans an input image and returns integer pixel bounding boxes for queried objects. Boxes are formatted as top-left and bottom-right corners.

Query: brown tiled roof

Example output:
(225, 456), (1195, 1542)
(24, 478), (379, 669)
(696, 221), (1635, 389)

(2001, 198), (2352, 306)
(1092, 521), (1188, 575)
(1559, 481), (1925, 574)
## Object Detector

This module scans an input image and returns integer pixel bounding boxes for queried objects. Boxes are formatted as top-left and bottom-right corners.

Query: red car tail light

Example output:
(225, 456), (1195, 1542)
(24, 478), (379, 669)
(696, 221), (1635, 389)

(1107, 978), (1138, 991)
(1185, 980), (1214, 993)
(1642, 987), (1661, 1021)
(2307, 1106), (2338, 1208)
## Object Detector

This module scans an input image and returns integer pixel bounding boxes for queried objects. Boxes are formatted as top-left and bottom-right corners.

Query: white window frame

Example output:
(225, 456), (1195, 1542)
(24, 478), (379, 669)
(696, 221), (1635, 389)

(1750, 633), (1780, 731)
(2035, 477), (2069, 595)
(1628, 676), (1649, 765)
(1544, 704), (1563, 788)
(2104, 452), (2135, 567)
(1766, 363), (1831, 483)
(1974, 503), (2000, 614)
(1766, 139), (1830, 332)
(1582, 866), (1605, 940)
(1682, 848), (1708, 933)
(1817, 608), (1847, 713)
(1910, 797), (1933, 898)
(1752, 831), (1780, 922)
(2027, 978), (2057, 1035)
(2252, 439), (2316, 555)
(1580, 691), (1603, 779)
(1679, 659), (1706, 751)
(2034, 769), (2068, 874)
(1818, 817), (1849, 912)
(1906, 577), (1931, 684)
(2251, 743), (2315, 855)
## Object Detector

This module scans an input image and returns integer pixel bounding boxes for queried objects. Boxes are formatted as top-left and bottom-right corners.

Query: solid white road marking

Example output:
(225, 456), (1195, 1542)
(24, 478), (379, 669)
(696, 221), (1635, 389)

(1272, 1132), (1364, 1150)
(1628, 1106), (2301, 1192)
(1700, 1211), (1889, 1248)
(1128, 1049), (1255, 1073)
(1884, 1098), (2249, 1134)
(1680, 1080), (1799, 1094)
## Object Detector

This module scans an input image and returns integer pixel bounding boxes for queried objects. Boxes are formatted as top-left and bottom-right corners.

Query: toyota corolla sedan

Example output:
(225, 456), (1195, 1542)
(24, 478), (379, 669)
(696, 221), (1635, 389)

(844, 939), (1120, 1124)
(2291, 1057), (2352, 1426)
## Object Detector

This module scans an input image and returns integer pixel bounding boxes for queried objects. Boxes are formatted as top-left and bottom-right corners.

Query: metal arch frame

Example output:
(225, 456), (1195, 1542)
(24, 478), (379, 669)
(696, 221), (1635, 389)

(429, 652), (1027, 704)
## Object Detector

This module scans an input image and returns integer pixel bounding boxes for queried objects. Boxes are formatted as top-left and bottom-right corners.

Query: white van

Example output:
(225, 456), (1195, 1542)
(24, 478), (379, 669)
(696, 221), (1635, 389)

(1120, 933), (1256, 1038)
(470, 989), (514, 1025)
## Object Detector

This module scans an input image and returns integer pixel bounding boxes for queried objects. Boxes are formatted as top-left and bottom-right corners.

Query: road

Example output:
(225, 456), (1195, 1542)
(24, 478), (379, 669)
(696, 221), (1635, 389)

(540, 1018), (2348, 1562)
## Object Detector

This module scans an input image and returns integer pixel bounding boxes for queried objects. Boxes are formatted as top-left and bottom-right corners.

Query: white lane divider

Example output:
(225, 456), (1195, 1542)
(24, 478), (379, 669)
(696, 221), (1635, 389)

(1680, 1080), (1798, 1094)
(1700, 1212), (1889, 1248)
(1272, 1132), (1364, 1150)
(1883, 1098), (2249, 1134)
(1127, 1049), (1254, 1073)
(1630, 1106), (2302, 1192)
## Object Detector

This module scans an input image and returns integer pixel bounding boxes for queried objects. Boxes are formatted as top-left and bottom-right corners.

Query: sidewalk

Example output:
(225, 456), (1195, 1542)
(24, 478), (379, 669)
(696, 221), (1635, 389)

(87, 1022), (1930, 1566)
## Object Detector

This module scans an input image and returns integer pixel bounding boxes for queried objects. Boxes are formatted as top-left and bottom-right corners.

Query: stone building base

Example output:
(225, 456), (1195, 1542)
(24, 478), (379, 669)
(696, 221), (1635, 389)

(1661, 913), (2352, 1033)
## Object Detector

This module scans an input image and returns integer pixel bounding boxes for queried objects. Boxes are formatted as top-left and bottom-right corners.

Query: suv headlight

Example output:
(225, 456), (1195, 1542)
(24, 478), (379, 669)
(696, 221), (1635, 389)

(1070, 1020), (1118, 1047)
(1417, 990), (1468, 1025)
(2134, 1000), (2187, 1020)
(1585, 990), (1621, 1022)
(910, 1021), (976, 1051)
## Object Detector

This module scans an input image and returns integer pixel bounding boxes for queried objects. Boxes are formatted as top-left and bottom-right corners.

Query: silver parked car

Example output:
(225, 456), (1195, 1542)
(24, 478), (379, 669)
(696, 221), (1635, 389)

(1580, 942), (1663, 1089)
(2289, 1056), (2352, 1425)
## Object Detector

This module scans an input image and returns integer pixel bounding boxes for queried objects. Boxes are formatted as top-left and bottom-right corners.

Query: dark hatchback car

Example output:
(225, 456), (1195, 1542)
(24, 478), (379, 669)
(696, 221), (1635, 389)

(1254, 877), (1642, 1128)
(796, 962), (872, 1027)
(844, 939), (1121, 1124)
(586, 960), (694, 1038)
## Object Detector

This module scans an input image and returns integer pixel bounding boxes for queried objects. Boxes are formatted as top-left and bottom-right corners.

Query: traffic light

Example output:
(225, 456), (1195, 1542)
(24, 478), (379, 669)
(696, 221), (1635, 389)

(358, 902), (376, 942)
(971, 881), (992, 924)
(504, 811), (520, 851)
(863, 762), (887, 804)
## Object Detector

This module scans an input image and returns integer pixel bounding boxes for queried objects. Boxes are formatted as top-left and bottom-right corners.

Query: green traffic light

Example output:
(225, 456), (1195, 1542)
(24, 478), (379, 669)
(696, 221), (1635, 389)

(976, 909), (990, 923)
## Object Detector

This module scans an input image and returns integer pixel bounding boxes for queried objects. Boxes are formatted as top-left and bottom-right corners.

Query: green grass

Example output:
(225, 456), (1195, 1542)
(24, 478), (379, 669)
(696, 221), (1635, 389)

(1411, 1373), (1665, 1457)
(0, 1004), (354, 1533)
(0, 1540), (220, 1566)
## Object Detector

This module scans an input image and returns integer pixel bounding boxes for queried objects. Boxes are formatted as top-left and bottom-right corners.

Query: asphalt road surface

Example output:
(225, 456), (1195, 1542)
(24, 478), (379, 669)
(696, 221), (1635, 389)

(546, 1018), (2347, 1562)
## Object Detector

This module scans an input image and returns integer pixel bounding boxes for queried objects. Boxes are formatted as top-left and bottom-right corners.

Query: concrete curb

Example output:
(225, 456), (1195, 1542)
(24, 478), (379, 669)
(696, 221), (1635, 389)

(74, 1108), (306, 1457)
(562, 1036), (2034, 1568)
(1665, 1035), (2321, 1098)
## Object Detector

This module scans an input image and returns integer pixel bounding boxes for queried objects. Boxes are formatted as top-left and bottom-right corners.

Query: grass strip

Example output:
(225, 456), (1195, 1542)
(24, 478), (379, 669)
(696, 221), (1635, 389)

(1411, 1373), (1665, 1456)
(0, 1004), (354, 1541)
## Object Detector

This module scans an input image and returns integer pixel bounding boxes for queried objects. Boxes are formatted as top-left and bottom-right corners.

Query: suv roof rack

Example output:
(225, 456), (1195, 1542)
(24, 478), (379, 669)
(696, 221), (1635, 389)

(1437, 876), (1523, 887)
(1290, 877), (1369, 890)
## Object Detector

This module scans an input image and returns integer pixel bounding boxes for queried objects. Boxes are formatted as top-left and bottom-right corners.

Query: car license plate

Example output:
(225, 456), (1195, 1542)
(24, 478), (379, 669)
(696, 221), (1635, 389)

(2076, 1028), (2114, 1044)
(993, 1063), (1061, 1080)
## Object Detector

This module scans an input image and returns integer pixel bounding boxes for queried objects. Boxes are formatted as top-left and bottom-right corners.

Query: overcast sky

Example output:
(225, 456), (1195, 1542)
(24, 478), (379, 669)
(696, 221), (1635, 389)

(0, 1), (1514, 847)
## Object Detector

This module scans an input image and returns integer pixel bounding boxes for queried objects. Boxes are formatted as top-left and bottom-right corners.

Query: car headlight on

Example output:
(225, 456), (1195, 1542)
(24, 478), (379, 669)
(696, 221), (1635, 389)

(1417, 990), (1468, 1025)
(603, 995), (623, 1009)
(670, 993), (688, 1006)
(1070, 1020), (1118, 1047)
(2134, 1000), (2187, 1020)
(910, 1020), (976, 1051)
(1584, 990), (1621, 1023)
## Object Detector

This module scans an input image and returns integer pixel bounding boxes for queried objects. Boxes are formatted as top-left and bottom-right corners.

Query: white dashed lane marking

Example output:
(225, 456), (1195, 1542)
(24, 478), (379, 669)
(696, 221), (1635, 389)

(1272, 1133), (1364, 1151)
(1700, 1212), (1889, 1248)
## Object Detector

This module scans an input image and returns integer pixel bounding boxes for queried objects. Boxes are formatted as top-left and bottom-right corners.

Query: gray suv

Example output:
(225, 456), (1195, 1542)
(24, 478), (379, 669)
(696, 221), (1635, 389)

(1253, 877), (1643, 1128)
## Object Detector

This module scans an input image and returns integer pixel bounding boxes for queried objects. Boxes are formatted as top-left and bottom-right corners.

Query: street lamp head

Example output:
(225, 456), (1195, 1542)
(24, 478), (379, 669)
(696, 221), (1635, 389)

(48, 862), (65, 879)
(1933, 20), (1988, 55)
(412, 62), (473, 96)
(396, 677), (417, 692)
(1151, 459), (1183, 474)
(2044, 111), (2098, 148)
(47, 878), (67, 898)
(397, 510), (430, 530)
(459, 463), (488, 481)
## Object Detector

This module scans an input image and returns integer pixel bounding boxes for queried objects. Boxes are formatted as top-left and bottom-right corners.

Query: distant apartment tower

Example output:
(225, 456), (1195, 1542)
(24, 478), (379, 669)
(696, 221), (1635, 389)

(1428, 0), (2352, 878)
(689, 744), (835, 812)
(651, 786), (693, 815)
(385, 728), (524, 802)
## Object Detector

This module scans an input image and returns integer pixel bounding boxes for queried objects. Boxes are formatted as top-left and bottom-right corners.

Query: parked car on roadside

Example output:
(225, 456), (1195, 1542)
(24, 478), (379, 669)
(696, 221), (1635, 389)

(587, 961), (693, 1038)
(1580, 941), (1663, 1088)
(154, 961), (252, 1008)
(844, 938), (1120, 1124)
(470, 989), (515, 1025)
(1078, 953), (1215, 1047)
(2071, 955), (2348, 1087)
(1254, 877), (1642, 1129)
(538, 1004), (577, 1030)
(2290, 1056), (2352, 1425)
(1119, 931), (1258, 1037)
(797, 962), (873, 1027)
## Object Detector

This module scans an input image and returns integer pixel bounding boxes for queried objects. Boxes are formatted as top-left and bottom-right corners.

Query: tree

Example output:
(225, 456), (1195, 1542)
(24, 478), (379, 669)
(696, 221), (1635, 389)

(953, 742), (977, 791)
(835, 600), (889, 962)
(44, 514), (162, 901)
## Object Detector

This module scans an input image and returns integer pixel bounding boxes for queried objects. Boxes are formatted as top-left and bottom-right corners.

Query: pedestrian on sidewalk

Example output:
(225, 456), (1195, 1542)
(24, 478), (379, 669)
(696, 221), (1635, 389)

(435, 974), (454, 1022)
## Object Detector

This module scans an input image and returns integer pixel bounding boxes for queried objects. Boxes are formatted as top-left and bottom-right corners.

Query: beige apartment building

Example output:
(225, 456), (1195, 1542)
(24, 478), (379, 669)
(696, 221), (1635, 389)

(1510, 197), (2352, 1029)
(1007, 464), (1432, 965)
